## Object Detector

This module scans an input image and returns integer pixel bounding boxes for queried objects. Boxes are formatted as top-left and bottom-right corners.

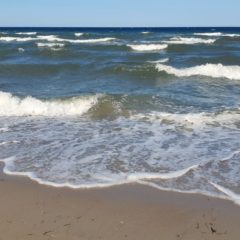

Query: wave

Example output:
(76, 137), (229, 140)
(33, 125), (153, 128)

(194, 32), (240, 37)
(37, 42), (65, 48)
(75, 33), (84, 37)
(0, 35), (116, 44)
(0, 36), (36, 42)
(141, 31), (151, 34)
(0, 91), (99, 117)
(164, 37), (216, 45)
(37, 35), (116, 43)
(18, 48), (25, 52)
(128, 44), (168, 51)
(156, 63), (240, 80)
(16, 32), (37, 35)
(194, 32), (223, 37)
(148, 58), (169, 64)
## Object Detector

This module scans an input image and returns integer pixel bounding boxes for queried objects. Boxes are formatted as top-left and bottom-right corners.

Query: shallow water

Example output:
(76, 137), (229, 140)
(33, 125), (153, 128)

(0, 27), (240, 204)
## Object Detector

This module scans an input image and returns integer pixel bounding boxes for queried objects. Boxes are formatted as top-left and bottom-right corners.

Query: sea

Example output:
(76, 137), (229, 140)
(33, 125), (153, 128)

(0, 27), (240, 204)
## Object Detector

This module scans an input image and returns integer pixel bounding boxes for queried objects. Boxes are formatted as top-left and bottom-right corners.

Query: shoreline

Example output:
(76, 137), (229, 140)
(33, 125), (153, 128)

(1, 163), (240, 239)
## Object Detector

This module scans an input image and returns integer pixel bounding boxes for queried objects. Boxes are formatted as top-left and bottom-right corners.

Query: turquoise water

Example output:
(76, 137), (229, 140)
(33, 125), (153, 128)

(0, 28), (240, 204)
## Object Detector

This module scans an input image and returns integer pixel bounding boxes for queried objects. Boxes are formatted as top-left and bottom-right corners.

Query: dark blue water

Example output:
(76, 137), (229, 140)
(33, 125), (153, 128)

(0, 28), (240, 204)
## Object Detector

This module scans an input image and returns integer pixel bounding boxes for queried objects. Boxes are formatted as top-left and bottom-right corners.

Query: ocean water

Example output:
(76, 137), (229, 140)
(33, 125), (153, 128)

(0, 27), (240, 204)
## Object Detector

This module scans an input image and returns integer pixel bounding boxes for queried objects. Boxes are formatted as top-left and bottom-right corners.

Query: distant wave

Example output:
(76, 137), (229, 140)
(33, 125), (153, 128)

(16, 32), (37, 35)
(156, 63), (240, 80)
(0, 35), (116, 43)
(37, 42), (65, 48)
(0, 91), (99, 117)
(18, 48), (25, 52)
(164, 37), (216, 45)
(37, 35), (116, 43)
(128, 43), (168, 51)
(0, 36), (36, 42)
(194, 32), (240, 37)
(75, 33), (84, 37)
(141, 31), (151, 34)
(148, 58), (169, 63)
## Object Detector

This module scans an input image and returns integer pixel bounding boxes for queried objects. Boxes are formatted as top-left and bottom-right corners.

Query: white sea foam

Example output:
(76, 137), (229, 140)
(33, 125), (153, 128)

(37, 35), (116, 43)
(0, 154), (197, 190)
(164, 37), (216, 45)
(0, 91), (99, 117)
(132, 110), (240, 129)
(0, 35), (116, 44)
(75, 33), (84, 37)
(18, 48), (25, 52)
(141, 31), (151, 34)
(0, 141), (19, 146)
(156, 63), (240, 80)
(128, 44), (168, 51)
(37, 42), (65, 48)
(194, 32), (240, 37)
(0, 36), (36, 42)
(127, 165), (198, 181)
(148, 58), (169, 64)
(210, 182), (240, 205)
(16, 32), (37, 35)
(194, 32), (223, 37)
(0, 127), (9, 132)
(37, 35), (61, 41)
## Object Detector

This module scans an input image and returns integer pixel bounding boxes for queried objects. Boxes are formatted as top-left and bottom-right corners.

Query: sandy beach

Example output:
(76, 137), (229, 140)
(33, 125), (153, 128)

(0, 163), (239, 240)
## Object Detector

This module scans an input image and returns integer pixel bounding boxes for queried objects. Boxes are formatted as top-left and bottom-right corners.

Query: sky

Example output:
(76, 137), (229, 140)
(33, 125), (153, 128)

(0, 0), (240, 27)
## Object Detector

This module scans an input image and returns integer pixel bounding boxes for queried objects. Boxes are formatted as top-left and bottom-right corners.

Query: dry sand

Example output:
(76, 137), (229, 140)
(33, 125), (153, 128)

(0, 163), (240, 240)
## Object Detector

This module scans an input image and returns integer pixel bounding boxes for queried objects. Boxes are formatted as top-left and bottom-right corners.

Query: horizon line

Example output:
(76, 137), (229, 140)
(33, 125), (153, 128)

(0, 26), (240, 28)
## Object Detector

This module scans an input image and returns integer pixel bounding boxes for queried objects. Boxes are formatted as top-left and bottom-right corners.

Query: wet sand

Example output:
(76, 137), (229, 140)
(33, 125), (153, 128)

(0, 163), (240, 240)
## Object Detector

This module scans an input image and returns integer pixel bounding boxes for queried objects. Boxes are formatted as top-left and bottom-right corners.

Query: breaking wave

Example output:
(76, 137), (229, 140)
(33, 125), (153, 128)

(37, 42), (65, 48)
(0, 36), (36, 42)
(194, 32), (240, 37)
(16, 32), (37, 35)
(128, 43), (168, 51)
(164, 37), (216, 45)
(156, 63), (240, 80)
(0, 35), (116, 43)
(75, 33), (84, 37)
(0, 91), (99, 117)
(37, 35), (116, 43)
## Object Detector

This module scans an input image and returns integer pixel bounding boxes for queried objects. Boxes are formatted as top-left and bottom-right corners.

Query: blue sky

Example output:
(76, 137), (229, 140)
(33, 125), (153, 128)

(1, 0), (240, 27)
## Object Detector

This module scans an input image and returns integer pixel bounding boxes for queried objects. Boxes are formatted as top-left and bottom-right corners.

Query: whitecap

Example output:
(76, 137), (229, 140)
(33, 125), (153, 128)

(37, 42), (65, 48)
(148, 58), (169, 64)
(16, 32), (37, 35)
(194, 32), (240, 37)
(75, 33), (84, 37)
(0, 91), (100, 117)
(0, 36), (36, 42)
(18, 48), (25, 52)
(156, 63), (240, 80)
(128, 44), (168, 51)
(37, 35), (116, 43)
(164, 37), (216, 45)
